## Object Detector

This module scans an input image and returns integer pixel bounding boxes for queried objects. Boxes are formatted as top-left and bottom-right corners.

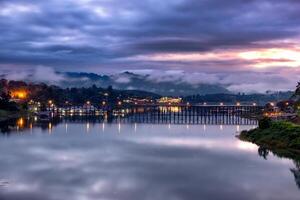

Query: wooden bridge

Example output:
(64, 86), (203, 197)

(53, 105), (262, 125)
(50, 104), (262, 115)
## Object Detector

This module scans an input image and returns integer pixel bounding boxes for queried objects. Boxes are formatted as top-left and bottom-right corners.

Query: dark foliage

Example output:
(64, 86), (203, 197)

(259, 117), (272, 129)
(240, 121), (300, 151)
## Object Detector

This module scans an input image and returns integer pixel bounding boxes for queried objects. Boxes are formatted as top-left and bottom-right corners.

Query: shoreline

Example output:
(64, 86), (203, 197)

(0, 110), (30, 122)
(239, 120), (300, 153)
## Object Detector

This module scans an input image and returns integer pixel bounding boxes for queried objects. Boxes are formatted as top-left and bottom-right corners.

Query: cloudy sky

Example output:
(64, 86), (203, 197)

(0, 0), (300, 92)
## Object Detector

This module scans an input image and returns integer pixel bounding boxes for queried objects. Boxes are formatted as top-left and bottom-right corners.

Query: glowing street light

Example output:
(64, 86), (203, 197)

(220, 102), (224, 106)
(203, 102), (207, 106)
(48, 100), (53, 104)
(270, 102), (275, 107)
(252, 103), (257, 106)
(236, 102), (241, 106)
(102, 101), (106, 106)
(118, 101), (122, 106)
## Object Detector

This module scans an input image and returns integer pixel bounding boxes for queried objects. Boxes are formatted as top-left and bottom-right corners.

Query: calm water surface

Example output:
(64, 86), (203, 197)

(0, 121), (299, 200)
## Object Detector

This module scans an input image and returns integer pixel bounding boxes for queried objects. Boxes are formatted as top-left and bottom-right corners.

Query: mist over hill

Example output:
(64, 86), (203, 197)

(59, 72), (229, 96)
(0, 67), (295, 97)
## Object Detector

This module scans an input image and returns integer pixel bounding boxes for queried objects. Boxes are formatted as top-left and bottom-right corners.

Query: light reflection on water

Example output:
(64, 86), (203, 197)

(0, 121), (299, 200)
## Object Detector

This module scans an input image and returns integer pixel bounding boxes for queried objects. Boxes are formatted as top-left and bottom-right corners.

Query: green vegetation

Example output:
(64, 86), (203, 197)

(239, 119), (300, 152)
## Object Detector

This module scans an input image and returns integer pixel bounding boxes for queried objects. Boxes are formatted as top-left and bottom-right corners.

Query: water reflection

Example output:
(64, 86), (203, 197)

(292, 163), (300, 189)
(65, 123), (68, 134)
(16, 118), (24, 129)
(86, 122), (90, 133)
(102, 123), (105, 132)
(257, 146), (300, 190)
(48, 122), (52, 134)
(0, 115), (257, 135)
(0, 120), (299, 200)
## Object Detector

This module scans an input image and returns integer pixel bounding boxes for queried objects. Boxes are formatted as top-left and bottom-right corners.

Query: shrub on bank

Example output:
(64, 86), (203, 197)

(240, 120), (300, 151)
(259, 117), (272, 129)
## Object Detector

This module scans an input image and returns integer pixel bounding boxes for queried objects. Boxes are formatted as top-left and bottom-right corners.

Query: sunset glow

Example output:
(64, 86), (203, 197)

(239, 48), (300, 68)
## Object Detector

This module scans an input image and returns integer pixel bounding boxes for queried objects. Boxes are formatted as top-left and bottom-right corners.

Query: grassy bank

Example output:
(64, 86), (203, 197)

(239, 119), (300, 152)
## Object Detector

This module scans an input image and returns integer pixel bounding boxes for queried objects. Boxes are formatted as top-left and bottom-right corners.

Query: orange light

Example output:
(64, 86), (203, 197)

(17, 118), (24, 128)
(11, 90), (27, 99)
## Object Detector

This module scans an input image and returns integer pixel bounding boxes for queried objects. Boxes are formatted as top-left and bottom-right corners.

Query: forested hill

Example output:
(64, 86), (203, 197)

(184, 92), (294, 105)
(0, 79), (160, 106)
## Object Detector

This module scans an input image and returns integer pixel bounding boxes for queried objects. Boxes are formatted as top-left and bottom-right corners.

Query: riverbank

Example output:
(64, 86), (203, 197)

(239, 119), (300, 153)
(0, 109), (29, 122)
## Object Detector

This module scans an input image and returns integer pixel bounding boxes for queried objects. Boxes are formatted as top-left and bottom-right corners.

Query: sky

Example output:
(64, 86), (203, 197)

(0, 0), (300, 92)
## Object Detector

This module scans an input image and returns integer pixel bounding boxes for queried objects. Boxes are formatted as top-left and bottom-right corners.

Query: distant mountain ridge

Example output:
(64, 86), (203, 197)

(60, 71), (230, 96)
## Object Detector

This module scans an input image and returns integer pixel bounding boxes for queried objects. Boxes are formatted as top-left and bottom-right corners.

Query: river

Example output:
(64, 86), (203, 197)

(0, 118), (299, 200)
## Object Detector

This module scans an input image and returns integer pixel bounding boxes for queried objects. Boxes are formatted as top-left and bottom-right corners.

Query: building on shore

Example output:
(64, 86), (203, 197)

(157, 97), (182, 104)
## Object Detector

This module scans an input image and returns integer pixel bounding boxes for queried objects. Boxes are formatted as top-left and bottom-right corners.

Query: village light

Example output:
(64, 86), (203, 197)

(236, 102), (241, 106)
(270, 102), (275, 107)
(203, 102), (207, 105)
(285, 102), (289, 106)
(86, 101), (90, 105)
(18, 92), (25, 99)
(48, 100), (53, 104)
(186, 102), (190, 106)
(253, 103), (257, 106)
(220, 102), (224, 106)
(118, 101), (122, 106)
(12, 90), (27, 99)
(102, 101), (106, 106)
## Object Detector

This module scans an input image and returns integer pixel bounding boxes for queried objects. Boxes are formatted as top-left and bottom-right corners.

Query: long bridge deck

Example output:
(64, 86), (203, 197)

(50, 105), (263, 116)
(48, 105), (262, 125)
